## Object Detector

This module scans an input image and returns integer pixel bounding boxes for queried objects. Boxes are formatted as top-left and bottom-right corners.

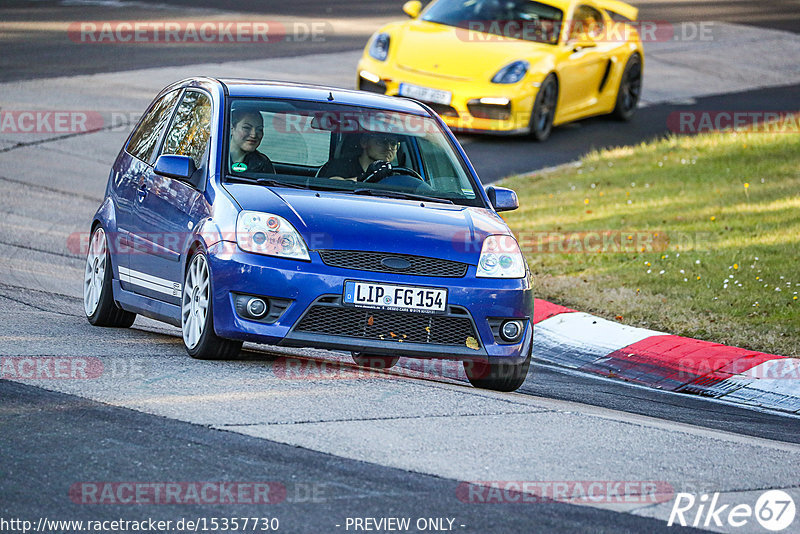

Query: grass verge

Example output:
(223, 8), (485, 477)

(501, 120), (800, 356)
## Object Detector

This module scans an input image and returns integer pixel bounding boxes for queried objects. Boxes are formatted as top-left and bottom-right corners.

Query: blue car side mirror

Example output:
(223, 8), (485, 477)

(154, 154), (197, 183)
(486, 186), (519, 212)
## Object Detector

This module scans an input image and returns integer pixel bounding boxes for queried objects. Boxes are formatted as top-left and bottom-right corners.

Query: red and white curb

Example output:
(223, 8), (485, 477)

(531, 299), (800, 415)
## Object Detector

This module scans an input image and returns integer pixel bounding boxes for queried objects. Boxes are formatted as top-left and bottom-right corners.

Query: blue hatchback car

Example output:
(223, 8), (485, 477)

(84, 77), (533, 391)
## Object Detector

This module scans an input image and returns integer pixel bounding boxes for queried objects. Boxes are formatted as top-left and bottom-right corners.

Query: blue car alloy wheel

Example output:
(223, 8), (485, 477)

(83, 226), (136, 328)
(181, 251), (243, 360)
(85, 77), (533, 392)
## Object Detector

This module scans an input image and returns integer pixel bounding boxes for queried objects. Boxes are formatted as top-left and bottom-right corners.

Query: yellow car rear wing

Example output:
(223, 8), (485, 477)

(598, 0), (639, 21)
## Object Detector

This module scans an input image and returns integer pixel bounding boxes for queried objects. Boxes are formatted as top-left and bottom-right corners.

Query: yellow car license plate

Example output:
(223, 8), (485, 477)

(398, 83), (452, 105)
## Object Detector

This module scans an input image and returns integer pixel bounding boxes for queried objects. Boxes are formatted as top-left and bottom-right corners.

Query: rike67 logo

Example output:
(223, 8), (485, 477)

(668, 490), (795, 531)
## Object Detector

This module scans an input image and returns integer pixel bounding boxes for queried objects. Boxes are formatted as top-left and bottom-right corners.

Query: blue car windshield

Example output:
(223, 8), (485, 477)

(226, 98), (484, 207)
(422, 0), (563, 45)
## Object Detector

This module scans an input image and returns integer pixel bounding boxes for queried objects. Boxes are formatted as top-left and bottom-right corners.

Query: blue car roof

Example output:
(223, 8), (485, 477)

(216, 78), (429, 116)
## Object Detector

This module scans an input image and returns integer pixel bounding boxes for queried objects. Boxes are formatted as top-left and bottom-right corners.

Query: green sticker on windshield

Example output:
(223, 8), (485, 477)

(232, 162), (248, 172)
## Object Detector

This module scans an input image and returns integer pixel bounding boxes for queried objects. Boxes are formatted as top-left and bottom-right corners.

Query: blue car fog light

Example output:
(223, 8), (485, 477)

(488, 318), (527, 344)
(233, 293), (292, 324)
(500, 320), (523, 342)
(246, 297), (268, 318)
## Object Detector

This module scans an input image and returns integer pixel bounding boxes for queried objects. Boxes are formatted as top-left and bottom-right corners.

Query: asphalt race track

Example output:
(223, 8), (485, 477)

(2, 0), (798, 81)
(2, 380), (708, 534)
(1, 1), (799, 533)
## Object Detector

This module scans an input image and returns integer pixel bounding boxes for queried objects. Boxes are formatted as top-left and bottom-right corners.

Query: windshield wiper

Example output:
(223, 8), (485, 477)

(225, 177), (451, 202)
(256, 178), (307, 189)
(350, 188), (454, 204)
(225, 175), (316, 190)
(255, 177), (349, 192)
(225, 174), (259, 184)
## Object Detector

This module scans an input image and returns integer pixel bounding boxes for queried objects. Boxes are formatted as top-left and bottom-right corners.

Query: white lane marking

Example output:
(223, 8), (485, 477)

(736, 358), (800, 381)
(118, 266), (181, 296)
(533, 312), (664, 368)
(716, 359), (800, 412)
(531, 359), (800, 422)
(60, 0), (180, 8)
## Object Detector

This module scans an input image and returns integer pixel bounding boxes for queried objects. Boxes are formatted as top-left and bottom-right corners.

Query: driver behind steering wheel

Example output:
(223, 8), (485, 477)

(317, 132), (400, 182)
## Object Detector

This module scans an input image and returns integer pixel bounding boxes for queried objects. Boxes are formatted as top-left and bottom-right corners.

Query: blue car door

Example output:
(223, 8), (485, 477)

(114, 89), (182, 292)
(127, 89), (213, 304)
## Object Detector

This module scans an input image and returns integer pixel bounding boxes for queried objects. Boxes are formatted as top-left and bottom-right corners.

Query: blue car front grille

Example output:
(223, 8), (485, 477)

(317, 250), (468, 278)
(294, 300), (479, 347)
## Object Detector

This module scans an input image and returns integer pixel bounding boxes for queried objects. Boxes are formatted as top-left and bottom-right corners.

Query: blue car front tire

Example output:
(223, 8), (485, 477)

(182, 251), (242, 360)
(463, 343), (532, 392)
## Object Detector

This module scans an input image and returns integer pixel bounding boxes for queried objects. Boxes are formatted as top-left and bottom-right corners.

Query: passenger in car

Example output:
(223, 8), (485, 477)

(317, 132), (400, 181)
(229, 108), (275, 174)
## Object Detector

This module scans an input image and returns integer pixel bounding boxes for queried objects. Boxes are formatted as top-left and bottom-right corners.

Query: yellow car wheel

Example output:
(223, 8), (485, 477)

(612, 54), (643, 121)
(529, 74), (558, 142)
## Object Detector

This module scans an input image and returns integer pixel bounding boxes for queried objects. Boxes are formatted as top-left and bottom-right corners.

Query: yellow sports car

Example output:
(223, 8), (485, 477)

(357, 0), (643, 140)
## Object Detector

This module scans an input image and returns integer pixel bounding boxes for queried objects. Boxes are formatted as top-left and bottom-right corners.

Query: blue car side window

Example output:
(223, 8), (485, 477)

(127, 89), (181, 165)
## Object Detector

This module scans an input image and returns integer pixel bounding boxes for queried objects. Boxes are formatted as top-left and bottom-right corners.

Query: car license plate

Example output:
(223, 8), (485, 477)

(343, 280), (447, 314)
(398, 83), (452, 105)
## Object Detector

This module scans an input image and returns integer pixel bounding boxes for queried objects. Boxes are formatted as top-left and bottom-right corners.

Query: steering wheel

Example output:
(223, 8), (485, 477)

(362, 166), (424, 183)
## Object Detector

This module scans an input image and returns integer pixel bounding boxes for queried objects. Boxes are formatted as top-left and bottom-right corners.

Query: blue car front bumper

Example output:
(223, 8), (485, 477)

(206, 243), (533, 363)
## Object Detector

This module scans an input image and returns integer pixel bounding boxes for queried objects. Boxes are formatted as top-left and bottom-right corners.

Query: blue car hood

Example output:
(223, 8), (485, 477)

(224, 184), (512, 265)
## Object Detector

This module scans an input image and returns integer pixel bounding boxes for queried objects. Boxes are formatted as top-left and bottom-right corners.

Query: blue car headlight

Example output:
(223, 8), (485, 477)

(476, 235), (526, 278)
(369, 33), (391, 61)
(236, 210), (310, 261)
(491, 60), (529, 84)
